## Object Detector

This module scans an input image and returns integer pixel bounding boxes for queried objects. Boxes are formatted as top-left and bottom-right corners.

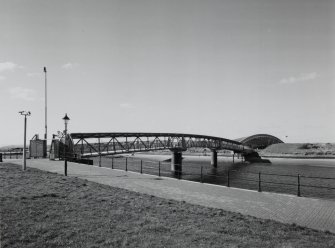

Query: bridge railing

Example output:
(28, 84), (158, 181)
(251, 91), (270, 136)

(82, 156), (335, 200)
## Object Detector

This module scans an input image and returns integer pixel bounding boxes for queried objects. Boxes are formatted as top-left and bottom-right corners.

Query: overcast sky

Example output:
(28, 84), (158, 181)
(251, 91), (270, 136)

(0, 0), (334, 146)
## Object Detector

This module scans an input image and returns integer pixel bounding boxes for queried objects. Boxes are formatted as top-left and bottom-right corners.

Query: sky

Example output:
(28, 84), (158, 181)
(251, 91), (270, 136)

(0, 0), (334, 147)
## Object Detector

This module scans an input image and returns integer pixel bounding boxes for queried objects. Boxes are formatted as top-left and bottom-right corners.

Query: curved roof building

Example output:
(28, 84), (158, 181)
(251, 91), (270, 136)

(235, 134), (284, 149)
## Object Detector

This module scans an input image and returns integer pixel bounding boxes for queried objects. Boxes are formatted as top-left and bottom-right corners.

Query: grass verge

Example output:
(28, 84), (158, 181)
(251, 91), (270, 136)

(1, 163), (334, 248)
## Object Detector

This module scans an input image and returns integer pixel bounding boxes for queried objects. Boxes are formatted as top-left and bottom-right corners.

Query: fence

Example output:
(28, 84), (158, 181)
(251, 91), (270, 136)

(97, 156), (335, 199)
(0, 150), (28, 159)
(4, 151), (332, 199)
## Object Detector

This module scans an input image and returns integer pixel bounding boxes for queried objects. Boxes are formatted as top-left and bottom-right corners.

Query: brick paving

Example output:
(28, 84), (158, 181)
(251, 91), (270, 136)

(5, 158), (335, 233)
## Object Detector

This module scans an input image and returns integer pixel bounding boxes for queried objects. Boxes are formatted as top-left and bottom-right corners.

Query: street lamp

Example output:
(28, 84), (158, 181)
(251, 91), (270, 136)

(62, 113), (70, 176)
(19, 111), (31, 170)
(63, 113), (70, 135)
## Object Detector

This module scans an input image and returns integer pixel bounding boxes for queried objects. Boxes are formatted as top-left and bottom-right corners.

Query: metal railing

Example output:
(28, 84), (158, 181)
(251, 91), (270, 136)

(97, 156), (335, 199)
(41, 154), (335, 199)
(0, 150), (28, 159)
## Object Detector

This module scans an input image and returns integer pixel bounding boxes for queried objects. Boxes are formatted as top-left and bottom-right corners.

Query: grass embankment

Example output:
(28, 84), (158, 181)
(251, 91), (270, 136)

(1, 163), (335, 248)
(260, 143), (335, 158)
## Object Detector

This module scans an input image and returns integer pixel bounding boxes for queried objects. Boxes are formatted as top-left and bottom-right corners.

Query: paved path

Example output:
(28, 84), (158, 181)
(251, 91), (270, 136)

(5, 159), (335, 233)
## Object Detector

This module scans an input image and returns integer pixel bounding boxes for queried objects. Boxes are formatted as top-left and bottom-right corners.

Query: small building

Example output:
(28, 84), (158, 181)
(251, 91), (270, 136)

(235, 134), (284, 149)
(30, 134), (47, 158)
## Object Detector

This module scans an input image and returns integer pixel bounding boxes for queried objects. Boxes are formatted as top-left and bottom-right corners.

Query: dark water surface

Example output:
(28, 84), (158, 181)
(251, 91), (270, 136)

(93, 155), (335, 200)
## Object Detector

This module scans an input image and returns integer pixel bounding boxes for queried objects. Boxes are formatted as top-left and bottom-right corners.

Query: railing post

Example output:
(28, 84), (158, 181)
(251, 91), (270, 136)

(227, 170), (230, 187)
(64, 159), (67, 176)
(200, 166), (203, 183)
(125, 157), (128, 171)
(64, 151), (67, 176)
(297, 174), (301, 197)
(258, 172), (262, 192)
(140, 160), (143, 174)
(158, 161), (161, 177)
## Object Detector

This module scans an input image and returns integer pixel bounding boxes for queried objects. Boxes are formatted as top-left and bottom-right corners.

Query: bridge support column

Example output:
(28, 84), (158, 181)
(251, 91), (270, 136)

(211, 150), (217, 168)
(170, 149), (183, 176)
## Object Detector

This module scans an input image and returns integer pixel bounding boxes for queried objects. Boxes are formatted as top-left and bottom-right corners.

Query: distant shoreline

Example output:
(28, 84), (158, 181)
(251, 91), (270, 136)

(260, 155), (335, 159)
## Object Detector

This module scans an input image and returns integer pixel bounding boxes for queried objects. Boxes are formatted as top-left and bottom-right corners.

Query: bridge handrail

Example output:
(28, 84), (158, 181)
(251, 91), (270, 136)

(69, 132), (242, 145)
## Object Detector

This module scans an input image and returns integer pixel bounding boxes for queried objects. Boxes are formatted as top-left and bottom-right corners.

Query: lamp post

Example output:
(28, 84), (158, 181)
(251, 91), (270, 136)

(62, 113), (70, 176)
(19, 111), (31, 170)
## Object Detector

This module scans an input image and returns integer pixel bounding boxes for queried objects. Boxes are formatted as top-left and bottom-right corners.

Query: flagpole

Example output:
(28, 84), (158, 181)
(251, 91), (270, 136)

(44, 67), (47, 143)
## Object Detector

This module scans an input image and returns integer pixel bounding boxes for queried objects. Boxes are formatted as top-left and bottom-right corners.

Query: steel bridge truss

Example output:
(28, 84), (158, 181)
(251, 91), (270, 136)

(69, 132), (248, 158)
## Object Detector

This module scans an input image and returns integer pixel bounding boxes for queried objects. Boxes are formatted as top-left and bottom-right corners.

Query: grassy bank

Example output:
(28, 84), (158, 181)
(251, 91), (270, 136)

(260, 143), (335, 158)
(1, 163), (335, 247)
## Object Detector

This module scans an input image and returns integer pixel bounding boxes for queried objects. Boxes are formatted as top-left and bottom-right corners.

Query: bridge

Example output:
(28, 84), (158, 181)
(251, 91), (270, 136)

(54, 132), (258, 174)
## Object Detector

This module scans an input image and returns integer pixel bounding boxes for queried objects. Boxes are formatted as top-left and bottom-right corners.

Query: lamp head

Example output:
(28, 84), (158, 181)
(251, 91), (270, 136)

(62, 113), (70, 125)
(19, 111), (31, 116)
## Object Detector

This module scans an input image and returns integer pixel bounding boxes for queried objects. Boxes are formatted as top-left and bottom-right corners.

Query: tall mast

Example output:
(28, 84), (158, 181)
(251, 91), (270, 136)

(44, 67), (47, 141)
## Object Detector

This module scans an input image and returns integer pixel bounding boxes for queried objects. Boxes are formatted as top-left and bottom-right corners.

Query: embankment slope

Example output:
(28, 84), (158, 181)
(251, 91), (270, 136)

(260, 143), (335, 158)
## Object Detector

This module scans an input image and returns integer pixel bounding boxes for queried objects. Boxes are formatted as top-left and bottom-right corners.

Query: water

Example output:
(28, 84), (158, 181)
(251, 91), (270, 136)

(92, 155), (335, 200)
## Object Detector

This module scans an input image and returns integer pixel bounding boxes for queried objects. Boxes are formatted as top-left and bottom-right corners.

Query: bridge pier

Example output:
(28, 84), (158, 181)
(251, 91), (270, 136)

(211, 149), (217, 168)
(170, 148), (184, 176)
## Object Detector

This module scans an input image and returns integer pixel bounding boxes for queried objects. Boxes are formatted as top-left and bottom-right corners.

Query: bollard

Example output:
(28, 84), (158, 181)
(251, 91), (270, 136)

(0, 153), (2, 162)
(200, 166), (203, 183)
(158, 161), (161, 177)
(125, 157), (128, 171)
(297, 174), (301, 197)
(140, 160), (143, 174)
(227, 170), (230, 187)
(112, 157), (114, 169)
(258, 172), (262, 192)
(64, 158), (67, 176)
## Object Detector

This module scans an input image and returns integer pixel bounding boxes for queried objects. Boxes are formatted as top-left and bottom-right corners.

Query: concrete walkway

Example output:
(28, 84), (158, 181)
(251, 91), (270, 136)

(5, 159), (335, 233)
